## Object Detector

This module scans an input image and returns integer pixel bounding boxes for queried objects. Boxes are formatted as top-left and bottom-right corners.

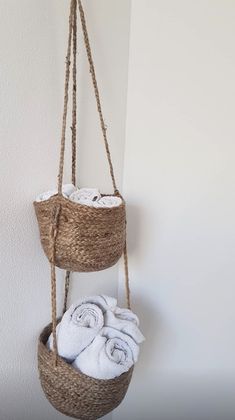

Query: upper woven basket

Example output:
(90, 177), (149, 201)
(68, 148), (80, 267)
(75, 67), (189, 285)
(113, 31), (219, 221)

(34, 0), (126, 272)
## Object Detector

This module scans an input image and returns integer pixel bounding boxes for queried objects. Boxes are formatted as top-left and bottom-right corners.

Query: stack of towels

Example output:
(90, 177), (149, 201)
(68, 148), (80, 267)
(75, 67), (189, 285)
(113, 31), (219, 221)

(47, 295), (145, 380)
(36, 184), (122, 208)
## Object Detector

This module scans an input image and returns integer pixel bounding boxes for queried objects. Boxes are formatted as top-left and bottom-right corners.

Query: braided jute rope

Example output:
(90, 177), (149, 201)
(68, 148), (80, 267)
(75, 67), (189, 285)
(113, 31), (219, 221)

(71, 0), (77, 186)
(124, 240), (131, 310)
(77, 0), (118, 193)
(49, 204), (61, 366)
(58, 0), (118, 194)
(63, 270), (71, 314)
(58, 0), (74, 194)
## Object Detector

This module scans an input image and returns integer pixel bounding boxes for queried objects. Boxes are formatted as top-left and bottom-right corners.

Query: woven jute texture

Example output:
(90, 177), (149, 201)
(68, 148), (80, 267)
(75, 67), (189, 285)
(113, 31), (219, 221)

(38, 323), (134, 420)
(34, 194), (126, 272)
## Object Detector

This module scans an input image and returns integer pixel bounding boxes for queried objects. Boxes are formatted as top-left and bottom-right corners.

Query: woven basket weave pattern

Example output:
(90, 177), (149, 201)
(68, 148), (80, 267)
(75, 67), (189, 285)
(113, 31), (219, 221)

(38, 323), (134, 420)
(34, 195), (126, 272)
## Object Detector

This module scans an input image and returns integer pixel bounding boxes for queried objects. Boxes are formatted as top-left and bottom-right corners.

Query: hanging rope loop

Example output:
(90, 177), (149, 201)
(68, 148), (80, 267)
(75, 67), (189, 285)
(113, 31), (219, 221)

(77, 0), (118, 194)
(63, 271), (71, 314)
(57, 0), (118, 194)
(124, 239), (131, 310)
(71, 0), (77, 186)
(49, 205), (61, 366)
(58, 0), (75, 194)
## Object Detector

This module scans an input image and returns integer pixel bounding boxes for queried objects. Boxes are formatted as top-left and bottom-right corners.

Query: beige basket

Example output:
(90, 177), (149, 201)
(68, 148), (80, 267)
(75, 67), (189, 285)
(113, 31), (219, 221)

(38, 323), (134, 420)
(34, 194), (126, 272)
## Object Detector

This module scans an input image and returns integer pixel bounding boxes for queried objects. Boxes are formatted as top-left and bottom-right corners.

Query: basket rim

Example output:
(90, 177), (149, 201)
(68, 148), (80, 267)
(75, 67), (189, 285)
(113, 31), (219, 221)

(33, 192), (125, 212)
(38, 322), (134, 385)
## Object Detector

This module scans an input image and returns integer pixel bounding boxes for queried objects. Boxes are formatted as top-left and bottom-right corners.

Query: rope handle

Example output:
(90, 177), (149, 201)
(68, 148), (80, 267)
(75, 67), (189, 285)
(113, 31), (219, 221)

(63, 271), (71, 315)
(58, 0), (118, 194)
(58, 0), (74, 195)
(71, 0), (77, 187)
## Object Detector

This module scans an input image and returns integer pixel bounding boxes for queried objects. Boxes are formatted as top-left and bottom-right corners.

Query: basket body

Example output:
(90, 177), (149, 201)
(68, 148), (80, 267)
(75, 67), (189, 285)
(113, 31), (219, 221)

(34, 194), (126, 272)
(38, 323), (134, 420)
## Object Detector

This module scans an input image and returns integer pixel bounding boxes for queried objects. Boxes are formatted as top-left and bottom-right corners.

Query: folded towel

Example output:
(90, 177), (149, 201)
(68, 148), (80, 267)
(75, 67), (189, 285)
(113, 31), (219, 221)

(69, 188), (101, 206)
(75, 294), (117, 313)
(61, 184), (77, 197)
(35, 184), (76, 202)
(36, 186), (122, 209)
(72, 327), (139, 379)
(47, 302), (104, 361)
(47, 295), (116, 361)
(93, 196), (122, 208)
(104, 307), (145, 344)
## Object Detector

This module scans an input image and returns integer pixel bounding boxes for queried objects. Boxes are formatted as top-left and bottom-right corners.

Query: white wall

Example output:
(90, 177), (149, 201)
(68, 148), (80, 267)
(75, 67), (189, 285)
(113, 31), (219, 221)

(115, 1), (235, 420)
(1, 1), (235, 420)
(0, 1), (130, 419)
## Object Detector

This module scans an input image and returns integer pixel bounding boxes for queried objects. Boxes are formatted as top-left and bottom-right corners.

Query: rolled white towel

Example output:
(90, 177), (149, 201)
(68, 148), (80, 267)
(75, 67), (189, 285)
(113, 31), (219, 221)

(62, 184), (77, 197)
(47, 302), (104, 361)
(75, 294), (117, 313)
(69, 188), (101, 206)
(104, 307), (145, 344)
(93, 196), (122, 208)
(72, 327), (139, 379)
(35, 183), (76, 202)
(36, 190), (58, 202)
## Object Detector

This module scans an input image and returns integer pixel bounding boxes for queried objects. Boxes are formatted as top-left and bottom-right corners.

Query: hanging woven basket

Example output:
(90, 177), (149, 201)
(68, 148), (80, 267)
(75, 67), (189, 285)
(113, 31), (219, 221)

(34, 194), (126, 272)
(34, 0), (126, 272)
(38, 323), (134, 420)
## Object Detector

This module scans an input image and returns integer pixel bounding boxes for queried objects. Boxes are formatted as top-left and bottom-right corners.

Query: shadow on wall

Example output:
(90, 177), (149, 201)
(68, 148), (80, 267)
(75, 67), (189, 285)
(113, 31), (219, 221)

(124, 204), (170, 371)
(126, 204), (141, 255)
(132, 294), (171, 373)
(126, 202), (159, 260)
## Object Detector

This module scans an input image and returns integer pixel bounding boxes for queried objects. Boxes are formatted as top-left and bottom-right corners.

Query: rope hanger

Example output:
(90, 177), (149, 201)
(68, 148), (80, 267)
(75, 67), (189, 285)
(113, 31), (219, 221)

(50, 0), (131, 367)
(57, 0), (118, 195)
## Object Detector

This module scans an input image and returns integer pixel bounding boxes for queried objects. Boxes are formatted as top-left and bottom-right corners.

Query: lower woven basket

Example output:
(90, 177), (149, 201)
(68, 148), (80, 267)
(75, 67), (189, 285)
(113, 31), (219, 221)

(34, 194), (126, 272)
(38, 323), (134, 420)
